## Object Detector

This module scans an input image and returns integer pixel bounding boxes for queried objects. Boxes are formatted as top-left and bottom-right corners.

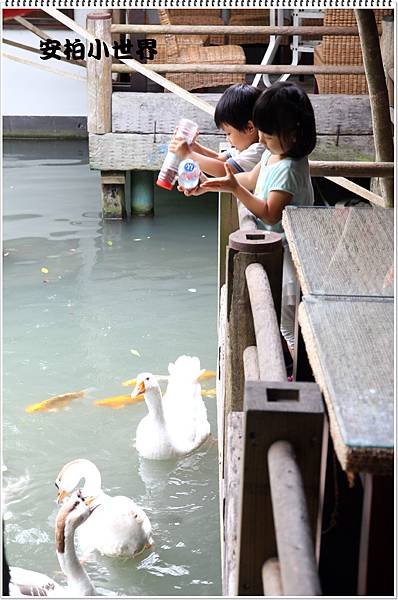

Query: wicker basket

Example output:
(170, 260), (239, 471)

(227, 9), (289, 46)
(314, 9), (392, 94)
(163, 9), (225, 45)
(153, 9), (246, 91)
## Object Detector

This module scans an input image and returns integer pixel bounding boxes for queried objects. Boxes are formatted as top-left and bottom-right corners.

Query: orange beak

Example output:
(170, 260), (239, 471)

(57, 489), (68, 504)
(131, 380), (145, 399)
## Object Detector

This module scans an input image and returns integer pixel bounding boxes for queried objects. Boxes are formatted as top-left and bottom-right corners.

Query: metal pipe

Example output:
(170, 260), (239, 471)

(268, 440), (321, 596)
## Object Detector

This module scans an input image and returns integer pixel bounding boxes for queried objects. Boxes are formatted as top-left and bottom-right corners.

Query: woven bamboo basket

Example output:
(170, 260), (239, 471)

(227, 9), (290, 46)
(163, 9), (225, 45)
(314, 9), (392, 94)
(153, 9), (246, 91)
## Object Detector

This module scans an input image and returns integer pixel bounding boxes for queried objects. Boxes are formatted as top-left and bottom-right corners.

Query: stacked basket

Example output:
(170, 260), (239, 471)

(314, 9), (392, 95)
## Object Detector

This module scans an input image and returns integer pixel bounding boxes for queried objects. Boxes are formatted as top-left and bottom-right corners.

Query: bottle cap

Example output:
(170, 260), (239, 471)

(156, 177), (174, 191)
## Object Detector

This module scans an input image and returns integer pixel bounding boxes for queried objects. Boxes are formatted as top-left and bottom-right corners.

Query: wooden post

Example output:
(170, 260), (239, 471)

(380, 15), (394, 109)
(238, 380), (325, 595)
(225, 230), (283, 415)
(101, 171), (126, 220)
(87, 12), (112, 134)
(131, 171), (154, 217)
(218, 191), (239, 291)
(354, 10), (394, 207)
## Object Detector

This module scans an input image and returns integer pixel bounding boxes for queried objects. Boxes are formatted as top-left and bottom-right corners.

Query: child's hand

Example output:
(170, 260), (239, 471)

(201, 163), (239, 194)
(169, 138), (191, 160)
(177, 184), (208, 197)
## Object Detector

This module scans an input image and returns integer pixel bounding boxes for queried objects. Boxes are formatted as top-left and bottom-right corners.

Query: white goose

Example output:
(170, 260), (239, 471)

(132, 355), (210, 460)
(55, 458), (153, 558)
(9, 491), (96, 597)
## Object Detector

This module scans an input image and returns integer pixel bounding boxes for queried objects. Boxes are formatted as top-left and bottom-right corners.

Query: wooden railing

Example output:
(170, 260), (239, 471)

(218, 196), (326, 595)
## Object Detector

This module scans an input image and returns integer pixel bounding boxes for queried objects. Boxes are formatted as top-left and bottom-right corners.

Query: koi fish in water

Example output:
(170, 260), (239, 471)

(95, 393), (144, 409)
(121, 370), (216, 387)
(25, 390), (87, 414)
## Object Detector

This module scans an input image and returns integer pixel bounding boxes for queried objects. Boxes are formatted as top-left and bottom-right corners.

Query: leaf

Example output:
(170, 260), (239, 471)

(130, 349), (141, 358)
(41, 267), (49, 274)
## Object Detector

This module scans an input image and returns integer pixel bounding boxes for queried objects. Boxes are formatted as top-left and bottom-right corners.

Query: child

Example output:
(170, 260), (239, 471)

(200, 81), (317, 352)
(170, 83), (265, 177)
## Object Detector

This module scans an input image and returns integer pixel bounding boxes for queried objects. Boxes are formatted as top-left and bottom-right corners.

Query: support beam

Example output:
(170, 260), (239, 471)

(112, 24), (360, 36)
(112, 64), (366, 75)
(87, 12), (112, 134)
(101, 170), (126, 220)
(355, 10), (394, 207)
(130, 171), (154, 217)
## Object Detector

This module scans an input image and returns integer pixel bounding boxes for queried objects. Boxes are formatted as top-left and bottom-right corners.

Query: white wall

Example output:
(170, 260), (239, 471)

(2, 10), (93, 116)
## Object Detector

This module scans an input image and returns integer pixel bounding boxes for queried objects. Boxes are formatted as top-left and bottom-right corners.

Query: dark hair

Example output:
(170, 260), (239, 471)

(214, 84), (262, 131)
(253, 82), (316, 159)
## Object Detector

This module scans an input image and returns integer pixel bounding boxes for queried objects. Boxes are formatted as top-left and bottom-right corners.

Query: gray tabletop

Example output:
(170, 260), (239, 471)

(282, 206), (394, 298)
(282, 206), (394, 474)
(299, 296), (393, 473)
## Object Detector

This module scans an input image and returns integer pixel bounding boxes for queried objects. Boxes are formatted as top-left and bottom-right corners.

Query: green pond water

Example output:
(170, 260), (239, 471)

(3, 139), (221, 596)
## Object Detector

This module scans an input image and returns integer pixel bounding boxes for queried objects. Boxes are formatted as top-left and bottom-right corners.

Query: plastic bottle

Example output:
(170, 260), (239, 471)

(178, 159), (201, 190)
(156, 119), (198, 191)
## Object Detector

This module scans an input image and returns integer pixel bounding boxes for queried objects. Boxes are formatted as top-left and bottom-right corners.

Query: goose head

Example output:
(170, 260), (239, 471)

(132, 373), (163, 417)
(55, 459), (102, 503)
(55, 490), (97, 536)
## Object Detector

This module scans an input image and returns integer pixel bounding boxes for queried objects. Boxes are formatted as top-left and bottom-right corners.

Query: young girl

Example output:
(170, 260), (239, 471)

(200, 81), (317, 352)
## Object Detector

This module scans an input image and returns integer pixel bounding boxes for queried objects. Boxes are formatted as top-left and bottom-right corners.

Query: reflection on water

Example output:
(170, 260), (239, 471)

(3, 140), (221, 596)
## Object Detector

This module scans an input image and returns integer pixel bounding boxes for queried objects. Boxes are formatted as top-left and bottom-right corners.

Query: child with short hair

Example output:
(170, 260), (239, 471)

(170, 83), (265, 177)
(200, 81), (317, 351)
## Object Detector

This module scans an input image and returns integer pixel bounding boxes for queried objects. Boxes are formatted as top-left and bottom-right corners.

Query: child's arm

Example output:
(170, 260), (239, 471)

(201, 163), (292, 225)
(169, 139), (238, 177)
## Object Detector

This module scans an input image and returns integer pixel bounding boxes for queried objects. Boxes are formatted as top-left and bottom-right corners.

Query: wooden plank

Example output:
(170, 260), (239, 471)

(325, 176), (386, 207)
(238, 381), (325, 595)
(223, 411), (244, 596)
(282, 206), (394, 298)
(298, 296), (394, 474)
(89, 133), (376, 171)
(309, 161), (393, 177)
(112, 92), (373, 136)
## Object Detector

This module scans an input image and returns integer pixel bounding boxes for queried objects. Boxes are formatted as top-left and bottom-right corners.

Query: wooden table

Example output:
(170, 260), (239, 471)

(282, 205), (394, 594)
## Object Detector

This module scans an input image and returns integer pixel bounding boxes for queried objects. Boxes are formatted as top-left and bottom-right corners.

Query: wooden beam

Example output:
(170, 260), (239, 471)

(325, 176), (386, 207)
(3, 51), (86, 82)
(42, 8), (215, 117)
(112, 63), (366, 75)
(2, 37), (86, 68)
(14, 15), (85, 67)
(309, 161), (394, 177)
(111, 24), (360, 36)
(355, 10), (394, 207)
